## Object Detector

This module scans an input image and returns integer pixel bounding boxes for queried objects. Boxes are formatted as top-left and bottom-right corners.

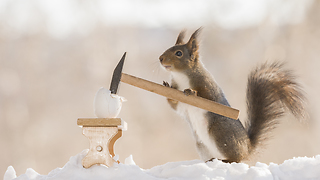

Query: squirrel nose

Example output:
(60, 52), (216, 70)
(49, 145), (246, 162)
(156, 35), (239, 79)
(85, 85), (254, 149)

(159, 56), (164, 63)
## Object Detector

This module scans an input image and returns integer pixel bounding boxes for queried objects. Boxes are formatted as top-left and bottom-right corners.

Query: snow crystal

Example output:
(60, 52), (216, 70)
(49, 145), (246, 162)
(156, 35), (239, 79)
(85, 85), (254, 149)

(4, 166), (16, 180)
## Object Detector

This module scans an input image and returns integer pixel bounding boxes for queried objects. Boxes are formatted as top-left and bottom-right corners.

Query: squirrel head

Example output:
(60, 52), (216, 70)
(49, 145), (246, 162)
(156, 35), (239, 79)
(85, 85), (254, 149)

(159, 28), (202, 72)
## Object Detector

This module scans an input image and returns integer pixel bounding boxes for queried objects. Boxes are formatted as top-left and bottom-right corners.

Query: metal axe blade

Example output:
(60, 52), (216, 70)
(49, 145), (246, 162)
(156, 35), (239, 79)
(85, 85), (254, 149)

(109, 52), (126, 94)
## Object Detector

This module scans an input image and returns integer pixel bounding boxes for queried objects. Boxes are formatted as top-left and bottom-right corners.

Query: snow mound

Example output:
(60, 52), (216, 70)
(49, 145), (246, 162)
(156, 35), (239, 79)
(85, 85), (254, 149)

(4, 150), (320, 180)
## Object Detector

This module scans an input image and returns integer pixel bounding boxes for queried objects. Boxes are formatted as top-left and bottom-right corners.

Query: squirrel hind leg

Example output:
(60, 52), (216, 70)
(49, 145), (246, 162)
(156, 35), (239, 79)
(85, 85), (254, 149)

(205, 158), (238, 164)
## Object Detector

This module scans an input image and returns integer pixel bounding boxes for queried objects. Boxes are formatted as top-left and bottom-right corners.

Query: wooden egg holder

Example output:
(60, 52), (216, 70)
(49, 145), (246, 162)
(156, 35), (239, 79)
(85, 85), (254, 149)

(77, 118), (127, 168)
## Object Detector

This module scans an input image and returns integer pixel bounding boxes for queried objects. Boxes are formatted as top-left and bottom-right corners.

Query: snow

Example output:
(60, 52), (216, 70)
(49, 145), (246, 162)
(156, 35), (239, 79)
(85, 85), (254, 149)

(4, 150), (320, 180)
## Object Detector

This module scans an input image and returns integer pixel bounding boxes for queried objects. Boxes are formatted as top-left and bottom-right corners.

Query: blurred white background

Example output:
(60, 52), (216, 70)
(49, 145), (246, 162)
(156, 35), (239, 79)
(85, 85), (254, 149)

(1, 0), (320, 176)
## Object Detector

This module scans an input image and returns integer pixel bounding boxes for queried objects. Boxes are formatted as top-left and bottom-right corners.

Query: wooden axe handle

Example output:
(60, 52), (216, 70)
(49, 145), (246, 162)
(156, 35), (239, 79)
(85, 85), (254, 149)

(121, 73), (239, 120)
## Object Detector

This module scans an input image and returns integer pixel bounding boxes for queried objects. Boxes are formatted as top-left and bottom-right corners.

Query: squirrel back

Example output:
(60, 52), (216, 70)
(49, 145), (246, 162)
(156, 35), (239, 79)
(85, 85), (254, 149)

(159, 28), (307, 163)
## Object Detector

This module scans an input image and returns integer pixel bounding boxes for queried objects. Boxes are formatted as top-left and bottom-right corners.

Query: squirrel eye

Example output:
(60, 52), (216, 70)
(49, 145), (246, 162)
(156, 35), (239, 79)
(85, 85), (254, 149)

(175, 50), (183, 57)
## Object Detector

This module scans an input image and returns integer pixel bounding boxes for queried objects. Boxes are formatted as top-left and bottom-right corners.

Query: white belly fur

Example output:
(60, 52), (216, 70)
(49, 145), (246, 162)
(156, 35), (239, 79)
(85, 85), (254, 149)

(171, 72), (225, 160)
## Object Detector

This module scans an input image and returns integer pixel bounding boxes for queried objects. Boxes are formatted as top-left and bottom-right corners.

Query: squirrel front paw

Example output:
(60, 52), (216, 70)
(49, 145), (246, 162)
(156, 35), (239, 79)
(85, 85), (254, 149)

(167, 98), (178, 105)
(163, 81), (171, 87)
(184, 88), (198, 96)
(163, 81), (178, 109)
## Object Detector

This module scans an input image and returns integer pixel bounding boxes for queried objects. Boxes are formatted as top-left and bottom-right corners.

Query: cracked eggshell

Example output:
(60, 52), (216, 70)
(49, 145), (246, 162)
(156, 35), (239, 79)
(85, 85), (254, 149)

(93, 87), (126, 118)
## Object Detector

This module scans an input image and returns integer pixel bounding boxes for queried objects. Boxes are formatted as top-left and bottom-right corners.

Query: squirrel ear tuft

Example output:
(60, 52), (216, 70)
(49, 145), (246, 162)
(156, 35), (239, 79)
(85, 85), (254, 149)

(175, 30), (186, 45)
(186, 27), (202, 55)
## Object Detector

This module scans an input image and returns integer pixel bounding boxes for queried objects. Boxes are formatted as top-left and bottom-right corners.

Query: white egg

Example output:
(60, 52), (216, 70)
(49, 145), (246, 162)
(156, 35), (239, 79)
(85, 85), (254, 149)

(93, 87), (126, 118)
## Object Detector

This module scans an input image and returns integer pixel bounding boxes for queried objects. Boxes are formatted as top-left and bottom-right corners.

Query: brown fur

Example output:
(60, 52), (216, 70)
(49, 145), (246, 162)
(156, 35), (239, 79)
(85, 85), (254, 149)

(245, 62), (307, 154)
(159, 28), (307, 163)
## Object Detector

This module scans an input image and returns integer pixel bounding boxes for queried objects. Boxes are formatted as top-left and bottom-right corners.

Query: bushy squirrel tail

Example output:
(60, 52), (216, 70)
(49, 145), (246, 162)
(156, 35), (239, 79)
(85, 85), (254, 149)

(245, 62), (307, 154)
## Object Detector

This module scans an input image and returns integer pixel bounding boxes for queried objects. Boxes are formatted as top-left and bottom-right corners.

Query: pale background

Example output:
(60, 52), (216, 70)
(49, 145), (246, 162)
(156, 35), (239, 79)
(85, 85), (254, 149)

(1, 0), (320, 175)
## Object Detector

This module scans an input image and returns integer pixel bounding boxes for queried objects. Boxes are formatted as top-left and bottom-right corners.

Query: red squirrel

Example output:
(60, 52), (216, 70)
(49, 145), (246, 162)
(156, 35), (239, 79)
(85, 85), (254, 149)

(159, 28), (307, 163)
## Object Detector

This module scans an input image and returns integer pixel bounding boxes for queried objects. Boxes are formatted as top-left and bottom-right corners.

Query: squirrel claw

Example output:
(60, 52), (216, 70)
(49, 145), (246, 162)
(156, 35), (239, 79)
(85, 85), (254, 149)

(163, 81), (170, 87)
(184, 88), (197, 96)
(206, 158), (232, 164)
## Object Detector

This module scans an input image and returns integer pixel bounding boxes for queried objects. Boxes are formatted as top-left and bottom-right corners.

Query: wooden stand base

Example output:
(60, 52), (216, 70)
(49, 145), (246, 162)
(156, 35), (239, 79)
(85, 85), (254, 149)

(77, 118), (126, 168)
